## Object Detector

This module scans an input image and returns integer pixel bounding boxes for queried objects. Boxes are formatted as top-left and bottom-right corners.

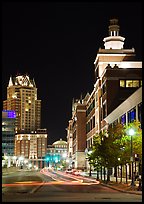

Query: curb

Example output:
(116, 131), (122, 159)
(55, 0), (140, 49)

(101, 182), (142, 195)
(82, 174), (142, 195)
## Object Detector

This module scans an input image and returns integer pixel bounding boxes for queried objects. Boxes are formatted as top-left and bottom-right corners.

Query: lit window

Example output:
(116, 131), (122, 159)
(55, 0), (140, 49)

(126, 80), (139, 87)
(120, 80), (125, 87)
(132, 80), (139, 87)
(120, 114), (126, 125)
(126, 80), (133, 87)
(128, 108), (136, 123)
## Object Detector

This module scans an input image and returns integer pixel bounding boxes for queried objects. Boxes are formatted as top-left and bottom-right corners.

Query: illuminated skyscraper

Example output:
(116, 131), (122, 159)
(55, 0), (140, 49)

(3, 74), (41, 133)
(3, 74), (47, 168)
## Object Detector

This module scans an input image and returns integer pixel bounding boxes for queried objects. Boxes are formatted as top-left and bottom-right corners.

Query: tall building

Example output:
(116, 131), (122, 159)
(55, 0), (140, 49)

(2, 110), (16, 156)
(3, 74), (41, 133)
(87, 18), (142, 149)
(66, 18), (142, 170)
(3, 74), (48, 169)
(67, 98), (87, 169)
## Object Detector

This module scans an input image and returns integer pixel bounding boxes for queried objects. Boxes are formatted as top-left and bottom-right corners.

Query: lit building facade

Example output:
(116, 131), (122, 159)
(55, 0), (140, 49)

(104, 87), (142, 178)
(104, 87), (142, 127)
(67, 98), (87, 170)
(2, 110), (16, 156)
(46, 139), (67, 169)
(66, 18), (142, 170)
(3, 74), (41, 133)
(93, 18), (142, 133)
(85, 18), (142, 151)
(15, 129), (47, 168)
(3, 74), (48, 169)
(66, 120), (73, 168)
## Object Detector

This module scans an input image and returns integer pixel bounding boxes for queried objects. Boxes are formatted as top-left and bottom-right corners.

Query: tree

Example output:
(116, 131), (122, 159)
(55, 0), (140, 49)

(124, 120), (142, 159)
(89, 120), (142, 182)
(89, 123), (125, 182)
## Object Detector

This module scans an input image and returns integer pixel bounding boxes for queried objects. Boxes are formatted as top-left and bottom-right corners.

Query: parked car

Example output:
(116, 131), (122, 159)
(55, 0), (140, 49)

(73, 170), (82, 176)
(71, 169), (77, 175)
(65, 168), (72, 174)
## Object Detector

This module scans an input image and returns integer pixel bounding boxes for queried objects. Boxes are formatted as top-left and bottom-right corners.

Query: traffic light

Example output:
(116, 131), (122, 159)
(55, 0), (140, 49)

(45, 156), (50, 162)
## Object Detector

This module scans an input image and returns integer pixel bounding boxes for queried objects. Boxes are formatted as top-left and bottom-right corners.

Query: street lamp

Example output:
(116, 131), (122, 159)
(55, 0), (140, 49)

(85, 148), (92, 176)
(128, 128), (135, 187)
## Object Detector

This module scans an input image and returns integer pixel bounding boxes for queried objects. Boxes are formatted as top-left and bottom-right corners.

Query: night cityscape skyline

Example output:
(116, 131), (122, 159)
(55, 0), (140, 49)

(2, 2), (142, 144)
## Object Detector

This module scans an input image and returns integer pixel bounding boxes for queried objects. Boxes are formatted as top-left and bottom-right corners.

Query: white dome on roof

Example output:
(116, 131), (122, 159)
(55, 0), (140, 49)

(52, 138), (67, 146)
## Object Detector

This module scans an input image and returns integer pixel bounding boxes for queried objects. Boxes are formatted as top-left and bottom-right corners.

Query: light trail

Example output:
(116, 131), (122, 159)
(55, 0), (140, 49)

(2, 180), (99, 187)
(2, 169), (100, 187)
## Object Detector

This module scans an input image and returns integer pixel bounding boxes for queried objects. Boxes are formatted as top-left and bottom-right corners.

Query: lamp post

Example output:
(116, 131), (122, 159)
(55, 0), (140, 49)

(89, 162), (92, 177)
(129, 128), (135, 188)
(85, 148), (92, 176)
(85, 148), (88, 171)
(88, 149), (92, 177)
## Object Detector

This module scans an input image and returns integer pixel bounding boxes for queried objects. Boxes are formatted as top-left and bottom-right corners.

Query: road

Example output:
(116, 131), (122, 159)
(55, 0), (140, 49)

(2, 168), (142, 202)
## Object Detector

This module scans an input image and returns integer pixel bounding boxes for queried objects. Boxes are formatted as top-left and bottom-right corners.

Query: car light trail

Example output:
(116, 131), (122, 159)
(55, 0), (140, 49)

(2, 180), (100, 187)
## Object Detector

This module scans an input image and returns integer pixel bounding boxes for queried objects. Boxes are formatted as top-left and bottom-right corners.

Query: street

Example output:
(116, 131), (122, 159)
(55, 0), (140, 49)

(2, 169), (142, 202)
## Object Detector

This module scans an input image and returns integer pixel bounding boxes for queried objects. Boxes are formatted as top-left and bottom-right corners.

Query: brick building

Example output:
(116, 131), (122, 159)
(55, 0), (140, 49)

(66, 18), (142, 170)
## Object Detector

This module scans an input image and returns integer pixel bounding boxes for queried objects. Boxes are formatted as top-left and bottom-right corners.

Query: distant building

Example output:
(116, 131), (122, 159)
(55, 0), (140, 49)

(46, 139), (67, 170)
(70, 99), (87, 170)
(3, 74), (41, 133)
(2, 110), (16, 156)
(15, 129), (48, 169)
(66, 120), (73, 168)
(3, 74), (48, 169)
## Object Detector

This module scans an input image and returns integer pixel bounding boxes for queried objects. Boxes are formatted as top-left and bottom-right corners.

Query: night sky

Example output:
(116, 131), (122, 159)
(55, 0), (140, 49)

(2, 2), (142, 145)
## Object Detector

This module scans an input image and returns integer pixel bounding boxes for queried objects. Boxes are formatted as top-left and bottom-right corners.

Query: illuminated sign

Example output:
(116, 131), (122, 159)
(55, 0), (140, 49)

(2, 110), (16, 118)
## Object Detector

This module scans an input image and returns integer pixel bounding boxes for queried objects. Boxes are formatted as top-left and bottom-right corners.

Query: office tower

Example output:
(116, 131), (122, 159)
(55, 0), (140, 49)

(3, 74), (48, 169)
(3, 74), (41, 133)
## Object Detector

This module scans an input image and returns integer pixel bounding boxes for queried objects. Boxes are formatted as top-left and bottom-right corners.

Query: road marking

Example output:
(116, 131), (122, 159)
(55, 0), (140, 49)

(15, 181), (41, 184)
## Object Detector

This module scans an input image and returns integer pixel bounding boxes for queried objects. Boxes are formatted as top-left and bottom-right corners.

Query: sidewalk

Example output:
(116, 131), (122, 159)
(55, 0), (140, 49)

(2, 166), (19, 175)
(82, 172), (142, 195)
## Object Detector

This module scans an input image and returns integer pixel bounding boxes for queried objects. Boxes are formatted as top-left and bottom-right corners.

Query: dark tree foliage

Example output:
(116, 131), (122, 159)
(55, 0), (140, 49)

(88, 120), (142, 181)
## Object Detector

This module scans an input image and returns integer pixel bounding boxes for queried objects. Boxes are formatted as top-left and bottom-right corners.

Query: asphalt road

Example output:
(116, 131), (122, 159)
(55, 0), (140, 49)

(2, 169), (142, 202)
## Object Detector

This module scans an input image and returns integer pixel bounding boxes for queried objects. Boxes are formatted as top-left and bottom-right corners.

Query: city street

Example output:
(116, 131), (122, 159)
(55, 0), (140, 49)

(2, 169), (142, 202)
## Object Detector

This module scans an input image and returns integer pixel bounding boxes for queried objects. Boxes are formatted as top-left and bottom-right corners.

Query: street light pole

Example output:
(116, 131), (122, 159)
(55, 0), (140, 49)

(131, 135), (135, 187)
(129, 128), (135, 188)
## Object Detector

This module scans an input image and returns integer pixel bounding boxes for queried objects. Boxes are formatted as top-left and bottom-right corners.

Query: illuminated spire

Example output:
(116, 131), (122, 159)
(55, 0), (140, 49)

(103, 18), (125, 49)
(108, 19), (120, 36)
(8, 76), (13, 87)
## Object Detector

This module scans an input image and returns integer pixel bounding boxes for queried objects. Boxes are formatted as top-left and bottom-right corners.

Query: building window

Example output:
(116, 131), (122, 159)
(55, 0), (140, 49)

(128, 108), (136, 123)
(120, 80), (125, 87)
(138, 103), (142, 124)
(126, 80), (139, 87)
(102, 82), (106, 95)
(92, 116), (95, 128)
(120, 80), (140, 88)
(120, 114), (126, 125)
(102, 103), (107, 119)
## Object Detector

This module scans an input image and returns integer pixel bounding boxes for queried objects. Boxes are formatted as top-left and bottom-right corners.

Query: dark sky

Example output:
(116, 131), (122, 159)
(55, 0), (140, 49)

(2, 2), (142, 144)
